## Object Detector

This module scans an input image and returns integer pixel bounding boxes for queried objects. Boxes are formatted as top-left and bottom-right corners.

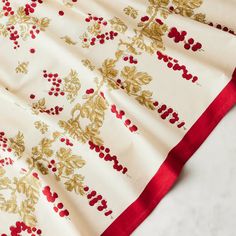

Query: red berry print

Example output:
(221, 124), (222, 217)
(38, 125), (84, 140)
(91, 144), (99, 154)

(2, 221), (42, 236)
(0, 131), (12, 153)
(82, 13), (118, 48)
(141, 16), (149, 22)
(42, 186), (70, 218)
(7, 26), (20, 49)
(110, 104), (138, 133)
(30, 48), (36, 53)
(168, 27), (203, 52)
(88, 141), (128, 174)
(43, 70), (65, 97)
(60, 137), (73, 146)
(24, 0), (44, 16)
(30, 94), (36, 99)
(208, 22), (236, 35)
(156, 51), (199, 83)
(58, 10), (64, 16)
(123, 55), (138, 64)
(0, 157), (14, 166)
(83, 185), (113, 217)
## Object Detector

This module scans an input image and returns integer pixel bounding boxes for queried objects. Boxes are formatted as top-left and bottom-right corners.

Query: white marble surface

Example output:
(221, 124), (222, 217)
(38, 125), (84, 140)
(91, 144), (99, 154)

(133, 106), (236, 236)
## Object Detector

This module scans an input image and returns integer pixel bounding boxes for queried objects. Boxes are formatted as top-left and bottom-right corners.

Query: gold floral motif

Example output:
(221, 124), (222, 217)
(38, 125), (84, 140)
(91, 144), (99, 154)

(82, 59), (95, 71)
(34, 121), (49, 134)
(123, 6), (138, 19)
(0, 167), (41, 226)
(62, 70), (81, 103)
(121, 66), (152, 95)
(15, 61), (29, 74)
(109, 17), (128, 33)
(56, 148), (85, 194)
(59, 93), (107, 145)
(32, 98), (46, 114)
(172, 0), (204, 18)
(61, 36), (77, 45)
(7, 7), (50, 41)
(9, 132), (25, 157)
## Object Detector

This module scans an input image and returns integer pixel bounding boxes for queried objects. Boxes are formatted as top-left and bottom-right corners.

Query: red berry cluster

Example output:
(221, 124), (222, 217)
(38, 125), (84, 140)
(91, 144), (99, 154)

(111, 104), (138, 133)
(7, 26), (20, 49)
(152, 100), (185, 128)
(86, 88), (94, 94)
(83, 13), (118, 46)
(30, 25), (40, 39)
(168, 27), (202, 52)
(85, 13), (107, 25)
(140, 15), (163, 25)
(84, 186), (113, 216)
(42, 186), (69, 217)
(0, 157), (13, 166)
(60, 137), (73, 146)
(156, 51), (198, 83)
(208, 22), (236, 35)
(47, 159), (57, 173)
(88, 141), (128, 174)
(1, 221), (42, 236)
(43, 70), (65, 97)
(40, 106), (64, 115)
(0, 131), (12, 152)
(1, 0), (14, 16)
(85, 31), (118, 46)
(123, 55), (138, 64)
(24, 0), (43, 15)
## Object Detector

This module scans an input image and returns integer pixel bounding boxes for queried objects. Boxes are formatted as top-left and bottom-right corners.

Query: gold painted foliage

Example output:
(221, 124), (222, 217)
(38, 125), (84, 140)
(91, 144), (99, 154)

(59, 92), (107, 145)
(99, 59), (118, 80)
(109, 17), (128, 33)
(63, 70), (81, 103)
(82, 59), (95, 71)
(121, 66), (152, 95)
(9, 131), (25, 157)
(123, 6), (138, 19)
(0, 170), (41, 226)
(64, 174), (84, 195)
(32, 98), (46, 114)
(61, 36), (77, 45)
(7, 7), (50, 41)
(55, 148), (85, 194)
(34, 121), (49, 134)
(15, 61), (29, 74)
(172, 0), (205, 19)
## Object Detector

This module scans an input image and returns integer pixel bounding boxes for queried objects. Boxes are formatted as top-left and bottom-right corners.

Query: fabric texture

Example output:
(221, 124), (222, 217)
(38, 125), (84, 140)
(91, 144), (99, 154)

(0, 0), (235, 235)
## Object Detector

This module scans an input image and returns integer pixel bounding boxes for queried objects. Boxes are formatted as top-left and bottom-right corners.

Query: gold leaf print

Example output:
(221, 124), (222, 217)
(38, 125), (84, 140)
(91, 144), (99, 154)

(32, 17), (50, 31)
(15, 61), (29, 74)
(99, 59), (118, 79)
(56, 148), (85, 176)
(109, 17), (128, 33)
(64, 174), (85, 195)
(34, 121), (49, 134)
(9, 131), (25, 157)
(82, 59), (95, 71)
(0, 24), (8, 37)
(88, 22), (102, 35)
(61, 35), (77, 45)
(32, 98), (46, 114)
(136, 90), (156, 110)
(121, 66), (152, 95)
(63, 70), (81, 103)
(123, 6), (138, 19)
(172, 0), (204, 17)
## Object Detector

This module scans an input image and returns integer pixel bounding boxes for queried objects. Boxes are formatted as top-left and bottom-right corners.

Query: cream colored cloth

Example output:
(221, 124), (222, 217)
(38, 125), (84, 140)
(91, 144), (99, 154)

(0, 0), (236, 235)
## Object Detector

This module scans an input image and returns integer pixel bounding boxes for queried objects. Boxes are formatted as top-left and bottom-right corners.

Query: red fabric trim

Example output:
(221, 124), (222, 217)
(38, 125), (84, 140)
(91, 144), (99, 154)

(102, 68), (236, 236)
